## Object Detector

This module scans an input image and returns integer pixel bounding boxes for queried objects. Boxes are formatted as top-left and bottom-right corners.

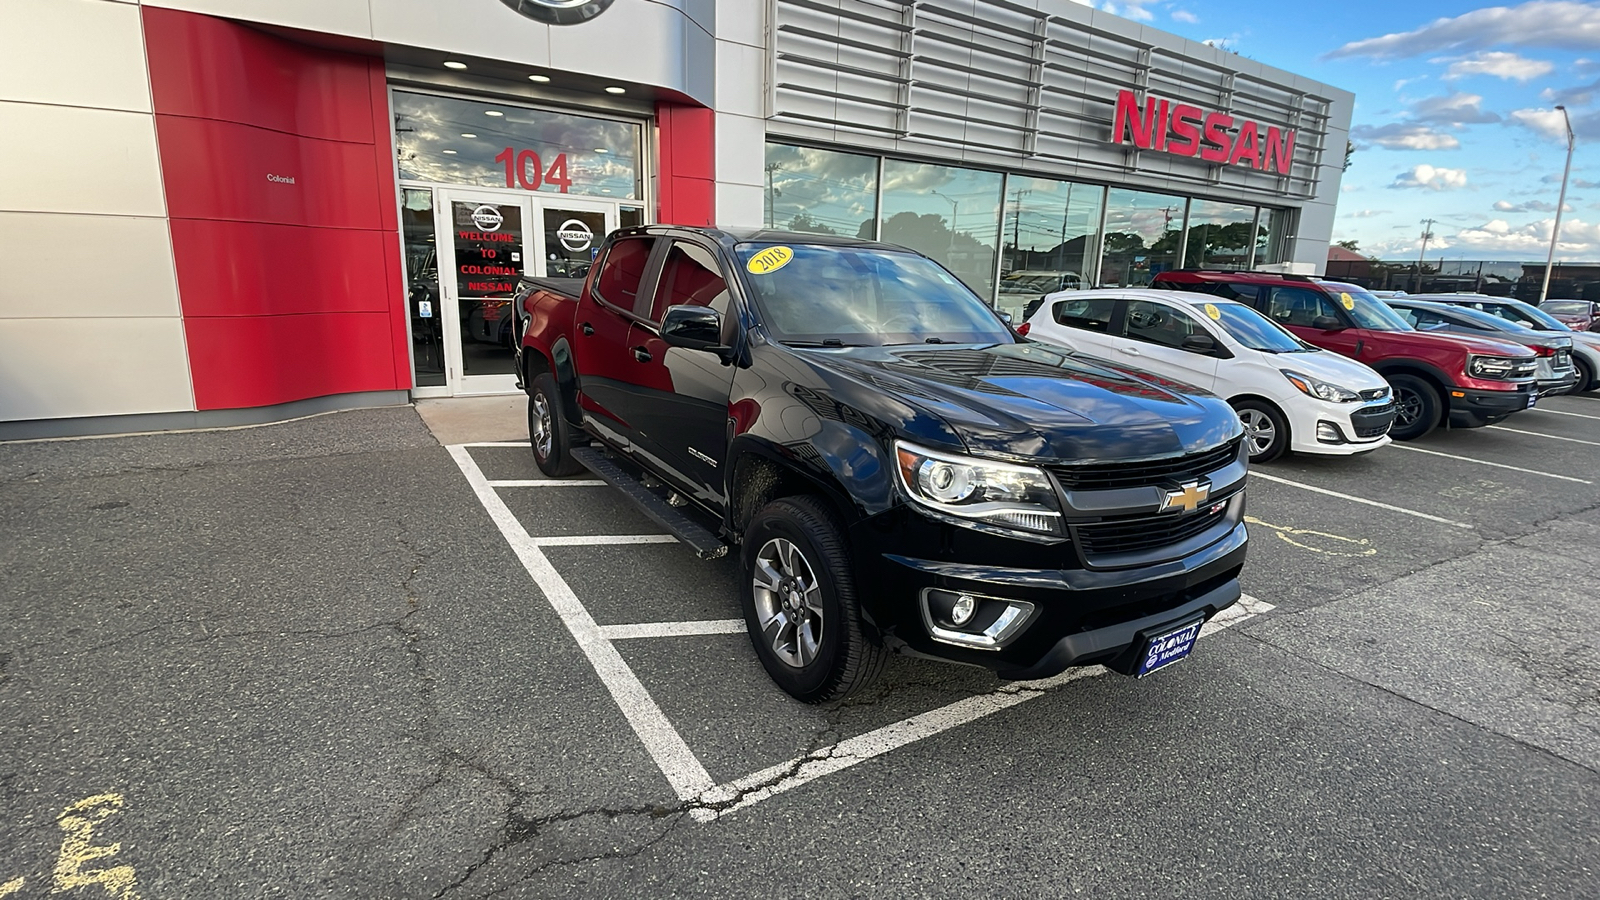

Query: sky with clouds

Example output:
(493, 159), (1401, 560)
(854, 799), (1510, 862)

(1107, 0), (1600, 263)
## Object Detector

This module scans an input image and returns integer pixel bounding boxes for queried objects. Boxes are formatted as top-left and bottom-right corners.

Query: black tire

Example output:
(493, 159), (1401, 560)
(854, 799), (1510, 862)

(1569, 356), (1596, 394)
(528, 373), (585, 477)
(1231, 399), (1290, 463)
(1388, 374), (1442, 440)
(740, 496), (887, 703)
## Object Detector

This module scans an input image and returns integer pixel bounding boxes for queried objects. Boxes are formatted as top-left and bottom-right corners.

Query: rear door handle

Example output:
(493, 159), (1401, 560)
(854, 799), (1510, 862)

(580, 322), (595, 336)
(1119, 346), (1141, 355)
(631, 346), (652, 363)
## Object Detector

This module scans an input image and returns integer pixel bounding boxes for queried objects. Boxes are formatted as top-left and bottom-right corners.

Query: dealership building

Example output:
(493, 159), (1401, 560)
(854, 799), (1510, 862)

(0, 0), (1353, 439)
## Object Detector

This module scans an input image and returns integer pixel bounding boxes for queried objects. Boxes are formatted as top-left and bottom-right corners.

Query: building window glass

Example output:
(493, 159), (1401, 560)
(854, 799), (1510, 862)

(763, 143), (878, 237)
(392, 91), (642, 199)
(1256, 207), (1291, 266)
(1100, 189), (1186, 287)
(401, 188), (445, 387)
(1185, 200), (1258, 270)
(879, 160), (1004, 300)
(998, 177), (1104, 320)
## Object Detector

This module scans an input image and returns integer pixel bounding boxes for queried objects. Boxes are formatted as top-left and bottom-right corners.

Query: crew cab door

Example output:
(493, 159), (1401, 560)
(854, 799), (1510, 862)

(626, 238), (740, 502)
(1261, 285), (1369, 362)
(572, 235), (662, 448)
(1105, 297), (1221, 392)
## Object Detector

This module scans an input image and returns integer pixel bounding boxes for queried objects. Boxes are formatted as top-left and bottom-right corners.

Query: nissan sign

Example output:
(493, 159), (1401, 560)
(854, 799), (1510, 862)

(1112, 89), (1297, 175)
(556, 219), (595, 252)
(499, 0), (615, 25)
(471, 205), (504, 231)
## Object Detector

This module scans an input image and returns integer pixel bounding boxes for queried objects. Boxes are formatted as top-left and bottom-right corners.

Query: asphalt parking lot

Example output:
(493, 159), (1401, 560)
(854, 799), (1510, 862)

(3, 397), (1598, 898)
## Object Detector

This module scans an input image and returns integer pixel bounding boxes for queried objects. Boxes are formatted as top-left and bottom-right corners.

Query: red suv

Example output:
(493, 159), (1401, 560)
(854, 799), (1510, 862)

(1152, 271), (1540, 440)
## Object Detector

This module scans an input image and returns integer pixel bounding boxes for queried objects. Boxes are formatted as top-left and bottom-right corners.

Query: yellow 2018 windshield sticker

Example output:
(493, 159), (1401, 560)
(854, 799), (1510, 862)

(1340, 292), (1356, 310)
(1203, 303), (1222, 321)
(746, 246), (794, 274)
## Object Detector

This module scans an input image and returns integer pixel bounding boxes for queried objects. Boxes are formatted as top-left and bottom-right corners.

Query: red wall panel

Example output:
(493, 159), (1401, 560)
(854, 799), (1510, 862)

(143, 6), (375, 143)
(184, 314), (400, 410)
(167, 220), (392, 317)
(656, 100), (715, 226)
(145, 8), (410, 409)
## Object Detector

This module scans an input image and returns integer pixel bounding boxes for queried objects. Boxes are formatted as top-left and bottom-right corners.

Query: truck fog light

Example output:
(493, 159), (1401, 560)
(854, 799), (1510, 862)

(1316, 422), (1341, 444)
(951, 594), (976, 625)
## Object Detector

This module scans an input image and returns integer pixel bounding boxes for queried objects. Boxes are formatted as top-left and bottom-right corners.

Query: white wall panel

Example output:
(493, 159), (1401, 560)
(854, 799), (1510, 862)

(144, 0), (373, 38)
(716, 181), (763, 229)
(0, 318), (194, 421)
(715, 39), (765, 118)
(715, 0), (763, 47)
(0, 102), (165, 216)
(0, 213), (179, 319)
(0, 0), (151, 112)
(716, 112), (765, 188)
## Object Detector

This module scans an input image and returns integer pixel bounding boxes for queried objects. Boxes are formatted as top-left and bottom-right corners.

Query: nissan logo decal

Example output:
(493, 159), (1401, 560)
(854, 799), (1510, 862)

(499, 0), (616, 25)
(556, 219), (594, 252)
(471, 205), (504, 231)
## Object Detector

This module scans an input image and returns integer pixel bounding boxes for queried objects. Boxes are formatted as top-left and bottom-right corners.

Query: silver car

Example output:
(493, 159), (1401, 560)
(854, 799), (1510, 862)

(1420, 293), (1600, 394)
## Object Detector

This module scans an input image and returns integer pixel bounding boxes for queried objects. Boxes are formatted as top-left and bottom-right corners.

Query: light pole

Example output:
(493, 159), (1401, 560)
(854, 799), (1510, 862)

(1415, 218), (1435, 293)
(930, 189), (960, 255)
(1539, 105), (1576, 303)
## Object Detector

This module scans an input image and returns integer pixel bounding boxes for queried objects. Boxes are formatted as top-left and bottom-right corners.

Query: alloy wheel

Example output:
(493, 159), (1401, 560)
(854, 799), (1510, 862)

(751, 538), (825, 669)
(1394, 388), (1423, 428)
(532, 393), (554, 460)
(1238, 408), (1276, 457)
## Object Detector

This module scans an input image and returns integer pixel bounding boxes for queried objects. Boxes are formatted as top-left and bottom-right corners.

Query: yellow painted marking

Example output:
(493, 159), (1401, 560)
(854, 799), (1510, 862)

(1245, 515), (1376, 557)
(1340, 292), (1355, 310)
(1203, 303), (1221, 321)
(0, 877), (24, 898)
(53, 794), (140, 899)
(745, 245), (794, 275)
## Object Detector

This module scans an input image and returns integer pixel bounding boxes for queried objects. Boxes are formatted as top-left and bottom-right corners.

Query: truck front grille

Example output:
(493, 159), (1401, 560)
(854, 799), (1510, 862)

(1050, 438), (1241, 492)
(1075, 504), (1231, 556)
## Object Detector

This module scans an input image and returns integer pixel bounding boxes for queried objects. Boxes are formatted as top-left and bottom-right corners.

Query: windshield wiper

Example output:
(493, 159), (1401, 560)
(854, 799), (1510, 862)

(781, 338), (852, 347)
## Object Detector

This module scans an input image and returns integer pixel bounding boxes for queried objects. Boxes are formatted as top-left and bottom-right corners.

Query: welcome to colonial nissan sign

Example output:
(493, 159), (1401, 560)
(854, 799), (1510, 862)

(1112, 90), (1297, 175)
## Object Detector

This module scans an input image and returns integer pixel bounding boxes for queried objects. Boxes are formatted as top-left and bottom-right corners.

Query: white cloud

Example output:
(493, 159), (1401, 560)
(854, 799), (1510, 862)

(1391, 164), (1469, 190)
(1102, 0), (1155, 21)
(1510, 107), (1576, 140)
(1543, 173), (1600, 187)
(1411, 92), (1501, 125)
(1202, 37), (1236, 50)
(1327, 1), (1600, 60)
(1494, 199), (1574, 211)
(1171, 9), (1199, 23)
(1345, 209), (1391, 218)
(1452, 216), (1600, 253)
(1440, 51), (1556, 82)
(1351, 123), (1461, 150)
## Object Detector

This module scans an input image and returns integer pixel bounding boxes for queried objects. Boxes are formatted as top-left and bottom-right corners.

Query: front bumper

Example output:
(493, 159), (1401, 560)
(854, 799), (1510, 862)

(1447, 383), (1535, 427)
(1292, 397), (1396, 455)
(848, 504), (1248, 679)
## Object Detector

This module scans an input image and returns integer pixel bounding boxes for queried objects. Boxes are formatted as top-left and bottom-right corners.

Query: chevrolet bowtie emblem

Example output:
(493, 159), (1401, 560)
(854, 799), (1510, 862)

(1161, 480), (1210, 514)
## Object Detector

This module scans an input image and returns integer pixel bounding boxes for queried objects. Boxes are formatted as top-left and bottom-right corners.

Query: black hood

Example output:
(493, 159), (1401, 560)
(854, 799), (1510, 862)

(797, 342), (1242, 463)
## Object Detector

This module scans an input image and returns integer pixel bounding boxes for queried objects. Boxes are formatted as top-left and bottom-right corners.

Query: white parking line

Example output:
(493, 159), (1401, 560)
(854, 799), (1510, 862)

(1388, 444), (1594, 484)
(1528, 407), (1600, 422)
(1489, 426), (1600, 447)
(691, 595), (1276, 822)
(488, 479), (607, 487)
(601, 620), (746, 640)
(1248, 471), (1474, 529)
(448, 445), (716, 801)
(460, 441), (533, 448)
(532, 534), (679, 547)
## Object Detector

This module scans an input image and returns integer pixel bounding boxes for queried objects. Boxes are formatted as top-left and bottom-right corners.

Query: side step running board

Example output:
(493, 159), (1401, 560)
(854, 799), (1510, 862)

(571, 447), (729, 560)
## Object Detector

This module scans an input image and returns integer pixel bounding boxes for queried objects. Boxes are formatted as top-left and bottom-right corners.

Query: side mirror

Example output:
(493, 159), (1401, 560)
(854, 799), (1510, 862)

(1180, 333), (1217, 354)
(1311, 315), (1345, 331)
(1000, 312), (1014, 324)
(661, 304), (730, 353)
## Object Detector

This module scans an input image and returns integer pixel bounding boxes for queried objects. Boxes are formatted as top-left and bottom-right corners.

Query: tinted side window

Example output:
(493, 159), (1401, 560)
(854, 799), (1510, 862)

(594, 237), (654, 312)
(1267, 287), (1339, 327)
(1053, 297), (1115, 331)
(1478, 303), (1536, 326)
(650, 241), (730, 322)
(1196, 282), (1261, 303)
(1121, 299), (1206, 349)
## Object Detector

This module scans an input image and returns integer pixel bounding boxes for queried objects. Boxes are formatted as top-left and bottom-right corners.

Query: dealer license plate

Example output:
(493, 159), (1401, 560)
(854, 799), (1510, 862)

(1527, 393), (1538, 408)
(1136, 618), (1204, 677)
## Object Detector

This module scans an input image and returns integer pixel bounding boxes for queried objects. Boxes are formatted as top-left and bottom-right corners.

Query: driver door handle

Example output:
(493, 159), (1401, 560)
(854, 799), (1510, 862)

(1119, 346), (1141, 355)
(631, 346), (652, 363)
(580, 322), (595, 336)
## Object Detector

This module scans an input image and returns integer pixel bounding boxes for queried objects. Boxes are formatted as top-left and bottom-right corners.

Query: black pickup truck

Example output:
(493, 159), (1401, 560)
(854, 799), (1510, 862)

(515, 226), (1249, 702)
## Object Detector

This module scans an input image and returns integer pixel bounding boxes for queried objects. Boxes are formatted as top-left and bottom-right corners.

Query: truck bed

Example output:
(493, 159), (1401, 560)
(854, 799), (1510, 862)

(519, 276), (584, 301)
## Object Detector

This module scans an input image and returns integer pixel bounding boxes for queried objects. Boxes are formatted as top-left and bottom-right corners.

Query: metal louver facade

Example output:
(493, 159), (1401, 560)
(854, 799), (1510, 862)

(765, 0), (1351, 207)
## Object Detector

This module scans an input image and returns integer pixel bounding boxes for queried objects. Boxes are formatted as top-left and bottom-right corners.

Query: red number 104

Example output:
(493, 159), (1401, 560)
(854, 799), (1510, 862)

(494, 147), (572, 193)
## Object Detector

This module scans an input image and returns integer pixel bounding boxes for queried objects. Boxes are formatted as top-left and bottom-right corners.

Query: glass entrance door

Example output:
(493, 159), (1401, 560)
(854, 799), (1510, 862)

(538, 199), (617, 282)
(436, 189), (533, 395)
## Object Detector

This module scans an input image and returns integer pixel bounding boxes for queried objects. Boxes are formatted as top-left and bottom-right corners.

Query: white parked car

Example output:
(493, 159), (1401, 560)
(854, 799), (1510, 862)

(1019, 288), (1398, 462)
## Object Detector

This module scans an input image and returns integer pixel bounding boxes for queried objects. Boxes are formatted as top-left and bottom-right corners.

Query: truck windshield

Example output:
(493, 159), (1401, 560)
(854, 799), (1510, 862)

(1211, 302), (1313, 353)
(1333, 285), (1416, 331)
(736, 243), (1015, 346)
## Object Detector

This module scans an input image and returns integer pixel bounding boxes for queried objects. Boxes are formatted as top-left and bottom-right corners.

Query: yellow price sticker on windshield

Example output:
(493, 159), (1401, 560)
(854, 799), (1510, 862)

(1203, 303), (1222, 321)
(746, 246), (794, 275)
(1340, 292), (1356, 310)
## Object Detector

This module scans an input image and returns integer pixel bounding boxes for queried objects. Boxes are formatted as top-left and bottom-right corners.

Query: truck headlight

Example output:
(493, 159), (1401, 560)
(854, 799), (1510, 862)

(1281, 370), (1359, 402)
(894, 441), (1063, 535)
(1468, 355), (1517, 378)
